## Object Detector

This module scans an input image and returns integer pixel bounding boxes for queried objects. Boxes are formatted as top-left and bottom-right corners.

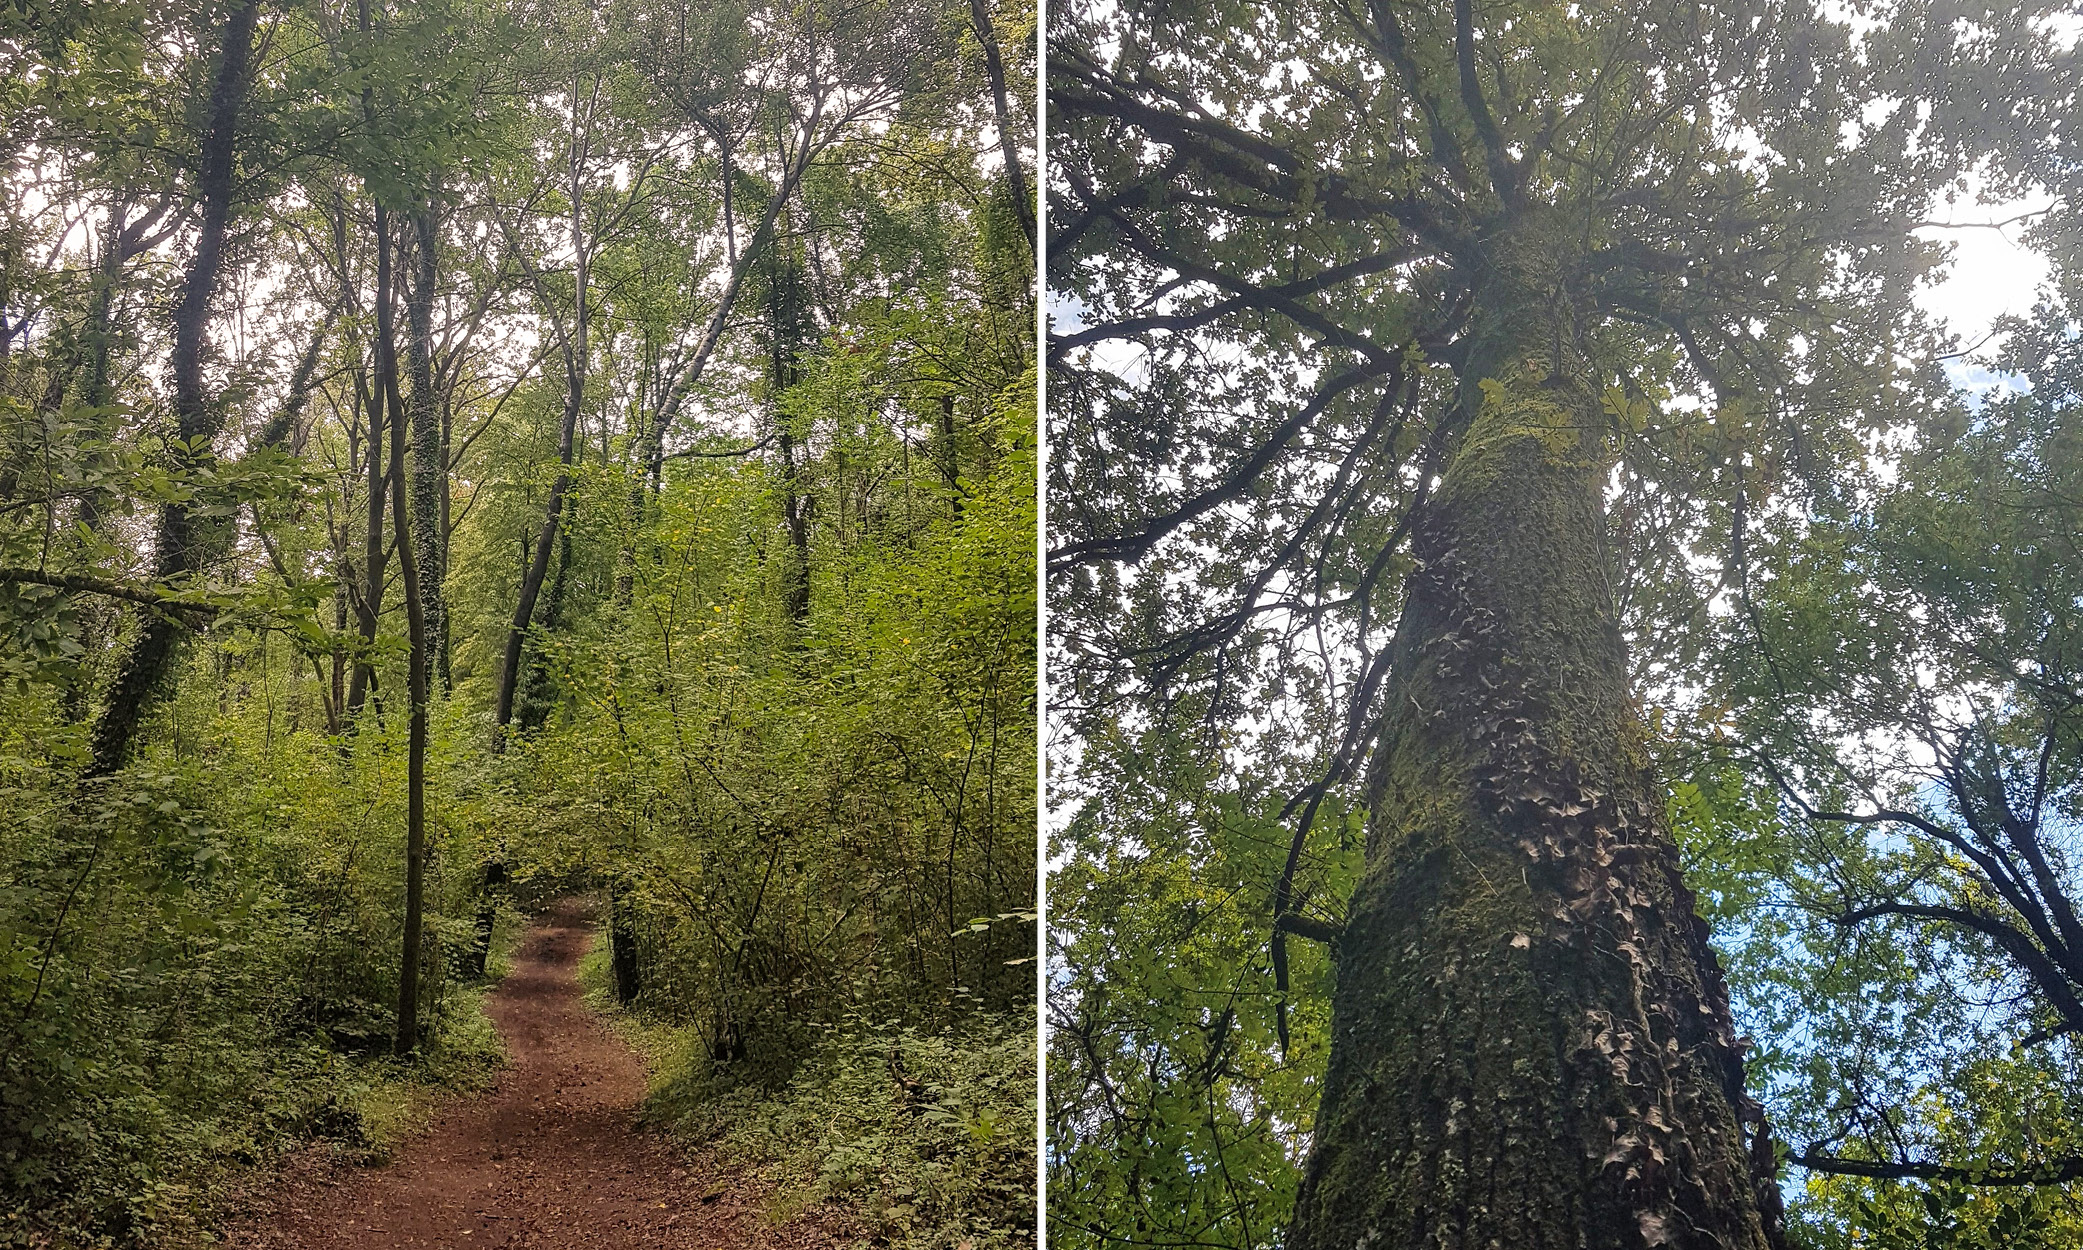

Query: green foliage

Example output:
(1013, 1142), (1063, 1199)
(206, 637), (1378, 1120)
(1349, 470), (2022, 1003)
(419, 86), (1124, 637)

(1048, 707), (1362, 1250)
(1048, 0), (2076, 1238)
(634, 1003), (1037, 1250)
(0, 0), (1034, 1242)
(0, 683), (508, 1244)
(1655, 285), (2083, 1244)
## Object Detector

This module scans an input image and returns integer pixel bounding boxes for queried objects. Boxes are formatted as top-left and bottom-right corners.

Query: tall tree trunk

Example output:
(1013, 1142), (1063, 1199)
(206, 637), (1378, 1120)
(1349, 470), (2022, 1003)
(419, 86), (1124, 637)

(74, 200), (132, 533)
(344, 374), (385, 719)
(1284, 325), (1782, 1249)
(614, 347), (659, 609)
(516, 522), (571, 732)
(405, 202), (446, 694)
(87, 0), (260, 777)
(777, 425), (811, 623)
(437, 357), (454, 690)
(345, 207), (386, 722)
(494, 157), (588, 732)
(329, 569), (347, 732)
(966, 0), (1033, 251)
(376, 199), (431, 1058)
(770, 248), (812, 622)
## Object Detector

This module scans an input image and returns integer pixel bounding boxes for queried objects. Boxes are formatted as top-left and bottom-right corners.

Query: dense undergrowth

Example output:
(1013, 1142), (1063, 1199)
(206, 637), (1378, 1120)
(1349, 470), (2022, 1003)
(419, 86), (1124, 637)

(578, 942), (1036, 1250)
(0, 707), (515, 1244)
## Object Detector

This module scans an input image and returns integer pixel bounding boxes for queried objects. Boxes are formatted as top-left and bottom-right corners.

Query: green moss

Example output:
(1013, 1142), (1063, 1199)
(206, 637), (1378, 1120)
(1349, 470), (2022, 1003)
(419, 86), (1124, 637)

(1288, 355), (1773, 1249)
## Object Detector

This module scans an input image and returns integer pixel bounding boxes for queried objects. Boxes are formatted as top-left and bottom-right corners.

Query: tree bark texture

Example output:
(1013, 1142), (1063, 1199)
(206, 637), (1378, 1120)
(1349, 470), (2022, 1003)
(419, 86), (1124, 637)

(770, 250), (812, 622)
(87, 0), (261, 777)
(1285, 336), (1783, 1250)
(516, 522), (571, 732)
(344, 211), (387, 722)
(462, 859), (506, 979)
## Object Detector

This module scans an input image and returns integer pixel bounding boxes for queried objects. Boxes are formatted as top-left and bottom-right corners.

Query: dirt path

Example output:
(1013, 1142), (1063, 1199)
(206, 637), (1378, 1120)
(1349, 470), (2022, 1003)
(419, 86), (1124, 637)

(230, 901), (839, 1249)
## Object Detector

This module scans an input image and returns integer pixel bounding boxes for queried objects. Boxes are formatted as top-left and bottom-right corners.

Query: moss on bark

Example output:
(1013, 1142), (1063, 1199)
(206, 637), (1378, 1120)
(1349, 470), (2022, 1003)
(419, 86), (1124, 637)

(1285, 358), (1782, 1250)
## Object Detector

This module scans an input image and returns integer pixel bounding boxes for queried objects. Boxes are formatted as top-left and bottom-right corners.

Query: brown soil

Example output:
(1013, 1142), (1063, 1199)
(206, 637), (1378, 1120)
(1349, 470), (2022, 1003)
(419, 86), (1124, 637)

(225, 900), (848, 1249)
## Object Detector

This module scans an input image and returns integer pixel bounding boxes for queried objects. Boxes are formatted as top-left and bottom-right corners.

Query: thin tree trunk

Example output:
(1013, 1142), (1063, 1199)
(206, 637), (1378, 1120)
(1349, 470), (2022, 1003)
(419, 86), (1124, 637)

(495, 100), (590, 732)
(87, 0), (261, 777)
(345, 214), (387, 722)
(777, 424), (810, 623)
(1285, 323), (1782, 1249)
(614, 344), (657, 608)
(437, 361), (454, 689)
(405, 202), (446, 693)
(74, 201), (130, 533)
(376, 200), (430, 1058)
(967, 0), (1033, 251)
(329, 570), (347, 734)
(770, 248), (811, 622)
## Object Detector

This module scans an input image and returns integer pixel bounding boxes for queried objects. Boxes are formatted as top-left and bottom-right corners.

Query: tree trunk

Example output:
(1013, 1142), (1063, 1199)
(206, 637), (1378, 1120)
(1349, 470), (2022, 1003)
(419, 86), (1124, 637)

(495, 104), (590, 733)
(493, 310), (583, 732)
(609, 877), (641, 1006)
(516, 522), (571, 732)
(86, 0), (260, 777)
(344, 368), (385, 720)
(778, 425), (811, 623)
(1285, 329), (1783, 1250)
(405, 203), (446, 691)
(938, 394), (963, 519)
(463, 859), (506, 979)
(75, 200), (131, 533)
(376, 199), (431, 1058)
(339, 193), (385, 722)
(966, 0), (1033, 251)
(437, 353), (454, 690)
(770, 249), (812, 622)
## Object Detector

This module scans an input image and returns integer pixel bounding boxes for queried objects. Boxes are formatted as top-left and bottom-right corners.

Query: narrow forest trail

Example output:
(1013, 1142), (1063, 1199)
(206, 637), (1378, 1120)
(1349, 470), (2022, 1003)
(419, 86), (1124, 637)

(229, 901), (840, 1249)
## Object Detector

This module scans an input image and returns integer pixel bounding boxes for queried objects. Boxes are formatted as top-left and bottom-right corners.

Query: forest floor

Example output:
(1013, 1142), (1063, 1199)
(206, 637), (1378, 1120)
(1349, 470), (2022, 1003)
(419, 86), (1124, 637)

(222, 900), (850, 1249)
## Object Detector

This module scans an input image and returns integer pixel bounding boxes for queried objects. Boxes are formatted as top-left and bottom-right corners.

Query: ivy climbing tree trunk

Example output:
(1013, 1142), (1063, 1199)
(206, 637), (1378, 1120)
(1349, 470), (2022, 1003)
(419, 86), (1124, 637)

(609, 876), (641, 1005)
(966, 0), (1031, 251)
(87, 0), (261, 777)
(1285, 316), (1783, 1250)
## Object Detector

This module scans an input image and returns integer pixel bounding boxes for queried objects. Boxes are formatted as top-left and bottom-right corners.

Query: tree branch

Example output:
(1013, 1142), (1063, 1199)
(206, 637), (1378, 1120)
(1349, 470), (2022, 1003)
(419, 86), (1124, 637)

(0, 568), (220, 616)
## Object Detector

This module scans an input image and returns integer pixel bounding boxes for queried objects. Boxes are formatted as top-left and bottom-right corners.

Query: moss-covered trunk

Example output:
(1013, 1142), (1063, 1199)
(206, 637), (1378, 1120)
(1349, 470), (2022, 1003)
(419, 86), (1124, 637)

(1286, 340), (1782, 1249)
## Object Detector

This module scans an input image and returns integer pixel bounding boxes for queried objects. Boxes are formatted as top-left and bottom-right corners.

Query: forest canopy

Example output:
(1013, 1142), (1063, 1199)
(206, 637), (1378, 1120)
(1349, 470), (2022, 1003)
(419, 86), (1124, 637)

(1045, 0), (2081, 1247)
(0, 0), (1036, 1243)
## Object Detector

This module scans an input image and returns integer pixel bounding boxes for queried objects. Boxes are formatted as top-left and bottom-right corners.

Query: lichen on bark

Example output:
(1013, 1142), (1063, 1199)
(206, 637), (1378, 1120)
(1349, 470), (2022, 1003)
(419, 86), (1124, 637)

(1285, 353), (1783, 1250)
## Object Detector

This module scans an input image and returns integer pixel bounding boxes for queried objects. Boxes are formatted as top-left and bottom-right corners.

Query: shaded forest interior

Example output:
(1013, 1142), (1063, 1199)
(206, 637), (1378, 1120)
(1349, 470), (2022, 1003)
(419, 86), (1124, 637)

(0, 0), (1036, 1245)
